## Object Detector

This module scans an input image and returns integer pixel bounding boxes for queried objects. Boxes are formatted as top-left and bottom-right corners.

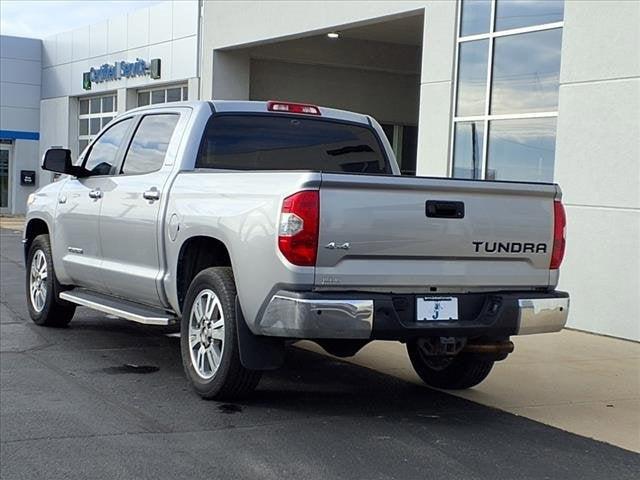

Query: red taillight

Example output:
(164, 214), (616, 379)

(550, 200), (566, 270)
(278, 190), (319, 266)
(267, 100), (321, 115)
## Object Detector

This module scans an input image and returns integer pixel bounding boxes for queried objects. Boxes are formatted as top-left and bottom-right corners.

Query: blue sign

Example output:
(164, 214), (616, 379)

(83, 58), (161, 90)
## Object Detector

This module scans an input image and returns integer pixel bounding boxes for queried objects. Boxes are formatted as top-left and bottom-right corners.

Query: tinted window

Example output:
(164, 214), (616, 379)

(121, 115), (179, 175)
(151, 90), (164, 104)
(138, 91), (150, 106)
(166, 88), (181, 102)
(496, 0), (564, 31)
(453, 121), (484, 179)
(84, 118), (133, 175)
(460, 0), (492, 36)
(102, 96), (114, 113)
(401, 125), (418, 176)
(490, 29), (562, 114)
(79, 99), (89, 115)
(456, 39), (489, 116)
(197, 115), (389, 174)
(487, 118), (556, 182)
(90, 98), (101, 114)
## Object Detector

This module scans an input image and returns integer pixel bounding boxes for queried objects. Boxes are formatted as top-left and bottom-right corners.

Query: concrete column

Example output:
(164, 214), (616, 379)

(124, 88), (138, 111)
(117, 88), (129, 114)
(554, 0), (639, 340)
(415, 1), (457, 177)
(187, 77), (200, 100)
(211, 50), (250, 100)
(67, 96), (79, 160)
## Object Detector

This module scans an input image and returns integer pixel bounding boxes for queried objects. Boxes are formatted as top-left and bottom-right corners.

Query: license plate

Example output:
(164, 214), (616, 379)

(416, 297), (459, 321)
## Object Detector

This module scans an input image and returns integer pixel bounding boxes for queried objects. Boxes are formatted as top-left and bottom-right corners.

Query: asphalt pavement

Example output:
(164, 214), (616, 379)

(1, 227), (639, 480)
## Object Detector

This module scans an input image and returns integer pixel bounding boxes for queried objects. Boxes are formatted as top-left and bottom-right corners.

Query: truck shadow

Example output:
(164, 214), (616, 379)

(65, 310), (484, 421)
(66, 314), (487, 422)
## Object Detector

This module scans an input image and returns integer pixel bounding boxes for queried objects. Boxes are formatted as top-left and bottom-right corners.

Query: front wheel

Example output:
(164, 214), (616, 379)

(26, 234), (76, 327)
(180, 267), (261, 400)
(407, 340), (494, 390)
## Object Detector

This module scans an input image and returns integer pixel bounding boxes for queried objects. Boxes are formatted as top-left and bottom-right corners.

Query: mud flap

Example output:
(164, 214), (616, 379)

(235, 297), (285, 370)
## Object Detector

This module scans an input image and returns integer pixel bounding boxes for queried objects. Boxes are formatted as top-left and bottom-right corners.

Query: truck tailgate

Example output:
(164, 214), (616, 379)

(315, 173), (558, 291)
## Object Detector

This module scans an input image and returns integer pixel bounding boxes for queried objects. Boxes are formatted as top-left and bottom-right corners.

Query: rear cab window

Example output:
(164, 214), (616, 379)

(196, 115), (390, 174)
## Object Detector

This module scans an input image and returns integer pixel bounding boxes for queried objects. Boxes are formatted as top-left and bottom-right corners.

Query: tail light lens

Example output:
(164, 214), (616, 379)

(550, 200), (566, 269)
(267, 101), (321, 115)
(278, 190), (319, 266)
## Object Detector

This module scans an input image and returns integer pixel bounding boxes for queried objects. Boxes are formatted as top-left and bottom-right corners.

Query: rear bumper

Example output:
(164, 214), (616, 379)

(257, 290), (569, 340)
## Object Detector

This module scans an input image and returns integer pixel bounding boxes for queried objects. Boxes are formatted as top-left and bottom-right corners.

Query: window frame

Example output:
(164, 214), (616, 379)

(449, 0), (564, 180)
(118, 113), (181, 176)
(78, 93), (118, 155)
(137, 84), (188, 107)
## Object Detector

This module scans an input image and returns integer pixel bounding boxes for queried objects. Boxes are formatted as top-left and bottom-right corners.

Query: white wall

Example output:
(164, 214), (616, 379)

(201, 0), (454, 176)
(0, 36), (41, 134)
(0, 35), (42, 214)
(243, 35), (421, 125)
(555, 1), (640, 340)
(41, 0), (199, 99)
(10, 140), (40, 213)
(250, 59), (419, 125)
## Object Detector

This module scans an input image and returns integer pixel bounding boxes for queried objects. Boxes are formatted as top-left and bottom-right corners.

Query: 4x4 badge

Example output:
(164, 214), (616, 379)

(325, 242), (350, 250)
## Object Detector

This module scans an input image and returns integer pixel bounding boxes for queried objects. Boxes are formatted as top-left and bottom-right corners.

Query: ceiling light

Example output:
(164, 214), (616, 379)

(327, 32), (340, 39)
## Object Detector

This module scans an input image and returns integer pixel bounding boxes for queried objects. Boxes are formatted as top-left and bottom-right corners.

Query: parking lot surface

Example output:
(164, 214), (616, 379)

(1, 227), (639, 480)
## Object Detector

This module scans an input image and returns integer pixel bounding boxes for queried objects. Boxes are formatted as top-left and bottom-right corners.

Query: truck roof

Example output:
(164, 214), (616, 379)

(125, 100), (372, 125)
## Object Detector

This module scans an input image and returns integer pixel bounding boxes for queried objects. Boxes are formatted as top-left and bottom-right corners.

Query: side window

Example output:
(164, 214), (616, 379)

(83, 118), (133, 176)
(121, 114), (179, 175)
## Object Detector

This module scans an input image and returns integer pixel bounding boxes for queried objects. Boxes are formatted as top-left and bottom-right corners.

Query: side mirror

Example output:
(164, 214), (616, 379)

(42, 148), (72, 174)
(42, 148), (88, 177)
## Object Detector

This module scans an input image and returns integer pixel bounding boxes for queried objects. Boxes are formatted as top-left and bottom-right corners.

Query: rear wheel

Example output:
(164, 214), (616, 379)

(180, 267), (261, 400)
(26, 234), (76, 327)
(407, 340), (494, 390)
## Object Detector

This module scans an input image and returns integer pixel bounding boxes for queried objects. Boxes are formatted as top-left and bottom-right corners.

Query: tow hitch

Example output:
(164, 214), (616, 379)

(417, 337), (514, 361)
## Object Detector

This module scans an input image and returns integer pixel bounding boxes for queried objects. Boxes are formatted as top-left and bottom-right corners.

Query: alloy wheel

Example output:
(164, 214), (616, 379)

(188, 289), (225, 379)
(29, 249), (48, 313)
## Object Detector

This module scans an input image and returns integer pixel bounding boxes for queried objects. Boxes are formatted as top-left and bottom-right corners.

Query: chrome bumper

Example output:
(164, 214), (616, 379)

(258, 292), (374, 339)
(257, 291), (569, 339)
(516, 297), (569, 335)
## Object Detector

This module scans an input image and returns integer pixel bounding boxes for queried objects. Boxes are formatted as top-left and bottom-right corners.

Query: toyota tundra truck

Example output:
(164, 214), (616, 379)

(24, 100), (569, 399)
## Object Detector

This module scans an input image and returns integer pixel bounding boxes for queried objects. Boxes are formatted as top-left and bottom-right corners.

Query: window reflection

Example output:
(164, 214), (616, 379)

(496, 0), (564, 31)
(453, 121), (484, 179)
(84, 119), (133, 175)
(490, 28), (562, 114)
(460, 0), (492, 36)
(487, 118), (556, 182)
(456, 39), (489, 116)
(122, 115), (179, 175)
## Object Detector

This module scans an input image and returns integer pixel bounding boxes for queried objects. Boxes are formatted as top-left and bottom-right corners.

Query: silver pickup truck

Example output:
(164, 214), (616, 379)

(24, 100), (569, 399)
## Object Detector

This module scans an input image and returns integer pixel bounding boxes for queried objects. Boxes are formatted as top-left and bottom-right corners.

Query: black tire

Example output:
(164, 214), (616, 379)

(26, 234), (76, 327)
(180, 267), (261, 400)
(407, 341), (494, 390)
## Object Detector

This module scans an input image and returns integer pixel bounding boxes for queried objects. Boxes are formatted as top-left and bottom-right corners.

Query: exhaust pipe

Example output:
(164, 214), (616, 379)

(462, 341), (514, 354)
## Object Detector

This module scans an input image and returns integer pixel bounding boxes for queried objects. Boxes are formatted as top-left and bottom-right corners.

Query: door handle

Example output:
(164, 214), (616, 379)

(88, 189), (102, 199)
(425, 200), (465, 219)
(142, 188), (161, 201)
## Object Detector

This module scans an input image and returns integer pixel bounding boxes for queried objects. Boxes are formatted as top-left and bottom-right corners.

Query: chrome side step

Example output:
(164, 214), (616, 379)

(60, 289), (178, 326)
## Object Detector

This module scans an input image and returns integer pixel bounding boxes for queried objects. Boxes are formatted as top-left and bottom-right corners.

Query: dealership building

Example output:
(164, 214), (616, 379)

(0, 0), (638, 340)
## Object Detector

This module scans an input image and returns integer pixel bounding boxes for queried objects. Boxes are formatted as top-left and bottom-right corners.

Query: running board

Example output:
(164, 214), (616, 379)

(59, 290), (177, 326)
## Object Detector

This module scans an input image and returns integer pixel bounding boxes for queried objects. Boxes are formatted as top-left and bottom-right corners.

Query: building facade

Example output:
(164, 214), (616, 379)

(0, 35), (41, 214)
(38, 0), (199, 187)
(0, 0), (638, 341)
